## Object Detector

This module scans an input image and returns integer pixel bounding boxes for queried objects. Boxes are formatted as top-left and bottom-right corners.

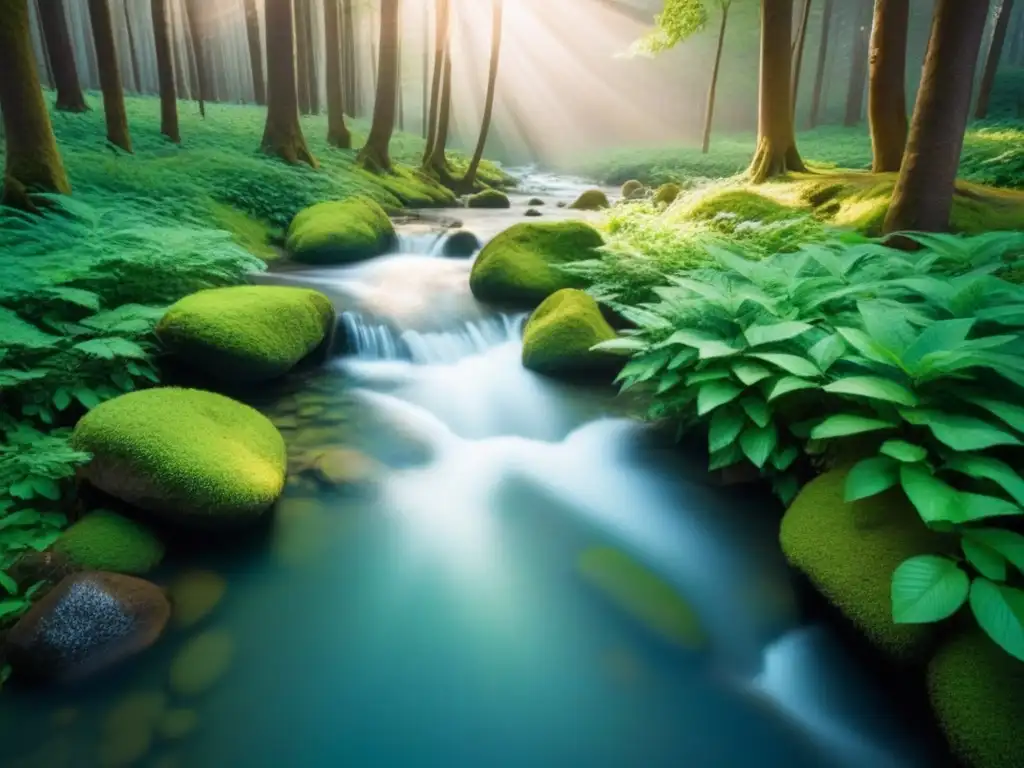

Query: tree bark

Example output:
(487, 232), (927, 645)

(244, 0), (266, 105)
(790, 0), (812, 119)
(261, 0), (317, 166)
(844, 0), (872, 126)
(295, 0), (313, 114)
(304, 0), (318, 113)
(460, 0), (503, 191)
(809, 0), (834, 127)
(325, 0), (351, 147)
(702, 2), (730, 154)
(37, 0), (89, 112)
(976, 0), (1016, 118)
(183, 0), (207, 115)
(151, 0), (179, 142)
(426, 47), (453, 177)
(342, 0), (357, 114)
(87, 0), (132, 152)
(1, 0), (71, 207)
(423, 0), (449, 164)
(422, 9), (429, 138)
(358, 0), (399, 172)
(868, 0), (909, 171)
(123, 0), (141, 92)
(884, 0), (990, 234)
(748, 0), (806, 182)
(396, 1), (404, 132)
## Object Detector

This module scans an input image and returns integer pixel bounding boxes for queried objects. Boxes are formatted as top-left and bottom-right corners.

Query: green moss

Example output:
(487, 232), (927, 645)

(207, 202), (278, 261)
(928, 631), (1024, 768)
(466, 188), (511, 209)
(53, 510), (164, 575)
(169, 629), (234, 697)
(285, 196), (396, 264)
(653, 183), (682, 205)
(156, 286), (334, 384)
(521, 289), (621, 376)
(621, 180), (645, 199)
(72, 388), (287, 526)
(569, 189), (611, 210)
(469, 221), (604, 306)
(359, 165), (457, 208)
(779, 470), (947, 662)
(684, 188), (794, 223)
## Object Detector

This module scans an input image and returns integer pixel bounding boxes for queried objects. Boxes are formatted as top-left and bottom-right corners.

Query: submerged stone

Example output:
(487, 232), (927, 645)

(527, 197), (545, 206)
(158, 708), (200, 741)
(441, 229), (481, 257)
(286, 196), (396, 264)
(521, 289), (622, 377)
(169, 629), (235, 697)
(99, 691), (166, 767)
(168, 570), (227, 629)
(525, 208), (543, 217)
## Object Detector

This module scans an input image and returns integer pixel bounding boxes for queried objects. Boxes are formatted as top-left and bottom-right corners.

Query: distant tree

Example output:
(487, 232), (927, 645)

(183, 0), (208, 116)
(1010, 4), (1024, 65)
(844, 0), (872, 126)
(459, 0), (504, 192)
(424, 38), (454, 179)
(422, 10), (430, 137)
(295, 0), (313, 114)
(808, 0), (834, 127)
(325, 0), (352, 147)
(976, 0), (1016, 118)
(0, 0), (71, 208)
(884, 0), (990, 234)
(151, 0), (179, 142)
(868, 0), (909, 172)
(790, 0), (812, 119)
(342, 0), (358, 113)
(37, 0), (89, 112)
(87, 0), (132, 152)
(303, 0), (319, 113)
(423, 0), (450, 163)
(244, 0), (267, 105)
(123, 0), (142, 92)
(358, 0), (399, 171)
(261, 0), (317, 166)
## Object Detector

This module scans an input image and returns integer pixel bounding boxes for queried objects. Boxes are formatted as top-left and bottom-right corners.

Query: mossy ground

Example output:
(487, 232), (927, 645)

(285, 197), (396, 264)
(53, 509), (164, 575)
(521, 289), (620, 376)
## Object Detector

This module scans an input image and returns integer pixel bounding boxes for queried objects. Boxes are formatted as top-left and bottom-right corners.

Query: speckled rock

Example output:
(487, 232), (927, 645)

(6, 572), (170, 684)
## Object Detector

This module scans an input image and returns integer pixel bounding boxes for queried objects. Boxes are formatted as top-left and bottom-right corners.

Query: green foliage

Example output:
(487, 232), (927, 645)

(630, 0), (710, 55)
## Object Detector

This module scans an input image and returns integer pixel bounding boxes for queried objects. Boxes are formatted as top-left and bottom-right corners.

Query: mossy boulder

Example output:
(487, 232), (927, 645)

(780, 470), (948, 662)
(653, 183), (683, 205)
(521, 289), (622, 376)
(466, 189), (511, 209)
(156, 286), (334, 384)
(927, 631), (1024, 768)
(469, 221), (604, 306)
(568, 188), (610, 210)
(285, 196), (396, 264)
(72, 388), (287, 528)
(441, 230), (481, 257)
(621, 180), (645, 200)
(53, 510), (164, 575)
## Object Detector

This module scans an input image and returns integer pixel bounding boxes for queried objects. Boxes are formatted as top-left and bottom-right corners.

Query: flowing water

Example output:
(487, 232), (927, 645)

(0, 172), (946, 768)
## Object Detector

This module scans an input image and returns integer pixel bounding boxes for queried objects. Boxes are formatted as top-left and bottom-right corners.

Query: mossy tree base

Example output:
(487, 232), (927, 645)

(747, 138), (807, 183)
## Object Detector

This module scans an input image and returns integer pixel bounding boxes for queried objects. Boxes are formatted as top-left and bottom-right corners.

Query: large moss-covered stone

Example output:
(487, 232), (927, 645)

(521, 289), (621, 376)
(654, 183), (682, 205)
(621, 180), (645, 200)
(568, 189), (610, 210)
(72, 388), (286, 527)
(53, 510), (164, 575)
(286, 196), (396, 264)
(469, 221), (603, 306)
(156, 286), (334, 384)
(466, 189), (511, 209)
(779, 470), (947, 662)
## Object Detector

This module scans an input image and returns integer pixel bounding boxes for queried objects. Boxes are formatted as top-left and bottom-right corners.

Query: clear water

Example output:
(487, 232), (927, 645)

(0, 174), (944, 768)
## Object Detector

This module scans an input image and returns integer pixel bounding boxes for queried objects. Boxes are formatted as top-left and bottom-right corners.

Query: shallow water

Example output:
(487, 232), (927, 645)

(0, 172), (945, 768)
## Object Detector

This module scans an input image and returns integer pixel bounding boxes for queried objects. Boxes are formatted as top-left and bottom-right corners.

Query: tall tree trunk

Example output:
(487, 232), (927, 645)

(261, 0), (317, 166)
(1010, 4), (1024, 64)
(460, 0), (503, 191)
(358, 0), (399, 171)
(702, 2), (730, 154)
(422, 10), (429, 138)
(809, 0), (834, 127)
(790, 0), (812, 118)
(844, 0), (872, 126)
(748, 0), (806, 182)
(295, 0), (312, 114)
(342, 0), (357, 114)
(423, 0), (449, 164)
(183, 0), (206, 115)
(426, 47), (453, 176)
(396, 2), (404, 131)
(369, 4), (379, 92)
(123, 0), (141, 92)
(171, 0), (187, 99)
(151, 0), (179, 142)
(35, 0), (55, 89)
(244, 0), (266, 105)
(37, 0), (89, 112)
(884, 0), (990, 234)
(87, 0), (132, 152)
(304, 0), (318, 113)
(868, 0), (910, 171)
(325, 0), (351, 147)
(976, 0), (1016, 118)
(0, 0), (71, 208)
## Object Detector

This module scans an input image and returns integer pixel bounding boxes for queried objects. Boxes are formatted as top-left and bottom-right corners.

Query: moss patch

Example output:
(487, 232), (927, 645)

(653, 183), (682, 205)
(466, 189), (511, 209)
(522, 289), (622, 376)
(682, 188), (794, 224)
(779, 470), (948, 662)
(285, 196), (396, 264)
(469, 220), (604, 307)
(207, 201), (278, 261)
(53, 510), (164, 575)
(569, 189), (611, 210)
(72, 388), (287, 527)
(357, 165), (457, 208)
(157, 286), (334, 384)
(169, 629), (235, 697)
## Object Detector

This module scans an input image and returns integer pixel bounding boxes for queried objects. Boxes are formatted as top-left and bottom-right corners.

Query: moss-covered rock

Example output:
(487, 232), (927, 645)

(469, 221), (604, 306)
(653, 183), (683, 205)
(927, 631), (1024, 768)
(568, 188), (610, 210)
(621, 180), (645, 200)
(72, 388), (287, 528)
(156, 286), (334, 384)
(168, 570), (226, 629)
(527, 197), (545, 206)
(780, 470), (947, 662)
(684, 188), (793, 223)
(169, 629), (235, 697)
(441, 230), (480, 257)
(521, 289), (622, 376)
(466, 189), (511, 209)
(285, 196), (396, 264)
(53, 510), (164, 575)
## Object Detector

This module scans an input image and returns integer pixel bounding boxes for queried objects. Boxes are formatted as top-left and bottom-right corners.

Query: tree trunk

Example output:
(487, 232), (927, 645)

(244, 0), (266, 105)
(342, 0), (357, 114)
(151, 0), (179, 142)
(0, 0), (71, 207)
(702, 2), (730, 154)
(396, 2), (404, 132)
(87, 0), (132, 152)
(123, 0), (141, 92)
(844, 0), (872, 126)
(884, 0), (990, 234)
(809, 0), (834, 127)
(422, 10), (429, 138)
(37, 0), (89, 112)
(295, 0), (312, 114)
(358, 0), (399, 172)
(423, 0), (449, 164)
(460, 0), (503, 191)
(370, 4), (379, 92)
(304, 0), (318, 113)
(325, 0), (351, 147)
(748, 0), (806, 182)
(261, 0), (317, 166)
(868, 0), (910, 171)
(183, 0), (209, 116)
(790, 0), (812, 118)
(426, 47), (453, 177)
(1009, 4), (1024, 64)
(976, 0), (1016, 118)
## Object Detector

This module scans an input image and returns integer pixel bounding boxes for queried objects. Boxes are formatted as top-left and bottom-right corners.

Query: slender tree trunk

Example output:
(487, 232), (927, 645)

(461, 0), (503, 191)
(171, 0), (187, 98)
(37, 0), (89, 112)
(976, 0), (1016, 118)
(1010, 4), (1024, 64)
(357, 0), (399, 171)
(35, 0), (55, 88)
(123, 0), (141, 92)
(0, 0), (71, 207)
(868, 0), (910, 171)
(426, 47), (453, 176)
(884, 0), (990, 234)
(790, 0), (812, 118)
(342, 0), (357, 114)
(295, 0), (312, 114)
(422, 10), (430, 138)
(151, 0), (179, 142)
(183, 0), (206, 115)
(304, 0), (318, 113)
(702, 2), (730, 154)
(424, 0), (449, 164)
(844, 0), (872, 126)
(370, 4), (379, 92)
(397, 1), (404, 131)
(87, 0), (132, 152)
(809, 0), (834, 127)
(748, 0), (806, 182)
(325, 0), (351, 147)
(261, 0), (317, 166)
(244, 0), (266, 104)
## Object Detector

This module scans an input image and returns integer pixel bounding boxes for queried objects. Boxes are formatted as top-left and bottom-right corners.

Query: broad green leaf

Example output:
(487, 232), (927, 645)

(944, 455), (1024, 506)
(959, 492), (1022, 523)
(964, 529), (1024, 574)
(845, 457), (900, 502)
(698, 340), (744, 360)
(741, 396), (771, 428)
(30, 477), (61, 501)
(891, 555), (969, 624)
(808, 333), (847, 372)
(0, 509), (43, 530)
(823, 376), (918, 407)
(810, 414), (897, 439)
(773, 473), (800, 505)
(962, 537), (1007, 582)
(592, 337), (647, 353)
(749, 353), (820, 378)
(771, 444), (800, 472)
(909, 411), (1022, 451)
(73, 387), (102, 409)
(902, 318), (975, 368)
(52, 388), (72, 411)
(899, 464), (960, 525)
(732, 361), (772, 386)
(655, 371), (683, 395)
(767, 376), (817, 401)
(0, 572), (17, 595)
(966, 397), (1024, 434)
(8, 480), (36, 501)
(709, 407), (745, 453)
(686, 369), (731, 385)
(880, 440), (928, 463)
(836, 327), (895, 365)
(744, 321), (813, 347)
(659, 329), (726, 350)
(0, 601), (27, 620)
(969, 579), (1024, 662)
(73, 337), (148, 360)
(697, 381), (743, 416)
(668, 348), (698, 370)
(709, 443), (743, 471)
(739, 423), (777, 468)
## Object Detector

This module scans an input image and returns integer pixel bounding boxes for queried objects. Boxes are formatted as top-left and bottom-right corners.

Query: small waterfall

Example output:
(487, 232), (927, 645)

(395, 231), (448, 256)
